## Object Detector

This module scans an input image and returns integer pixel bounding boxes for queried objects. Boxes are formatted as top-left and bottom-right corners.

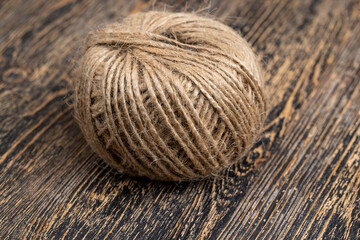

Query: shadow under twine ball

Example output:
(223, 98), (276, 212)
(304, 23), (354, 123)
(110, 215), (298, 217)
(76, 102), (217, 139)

(74, 11), (267, 181)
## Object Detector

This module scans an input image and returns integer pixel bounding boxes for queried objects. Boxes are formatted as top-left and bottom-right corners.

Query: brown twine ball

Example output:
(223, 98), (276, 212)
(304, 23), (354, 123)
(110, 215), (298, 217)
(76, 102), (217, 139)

(74, 11), (267, 181)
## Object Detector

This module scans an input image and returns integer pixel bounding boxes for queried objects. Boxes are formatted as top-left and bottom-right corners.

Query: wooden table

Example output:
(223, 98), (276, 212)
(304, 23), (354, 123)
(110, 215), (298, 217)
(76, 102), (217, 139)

(1, 0), (359, 239)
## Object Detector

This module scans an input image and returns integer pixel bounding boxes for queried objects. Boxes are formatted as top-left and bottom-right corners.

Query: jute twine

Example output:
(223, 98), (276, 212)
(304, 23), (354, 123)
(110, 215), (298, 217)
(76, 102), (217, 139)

(74, 11), (267, 181)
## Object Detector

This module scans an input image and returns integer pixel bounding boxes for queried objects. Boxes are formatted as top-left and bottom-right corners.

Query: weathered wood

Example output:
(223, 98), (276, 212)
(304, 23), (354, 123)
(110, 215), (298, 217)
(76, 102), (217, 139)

(0, 0), (359, 239)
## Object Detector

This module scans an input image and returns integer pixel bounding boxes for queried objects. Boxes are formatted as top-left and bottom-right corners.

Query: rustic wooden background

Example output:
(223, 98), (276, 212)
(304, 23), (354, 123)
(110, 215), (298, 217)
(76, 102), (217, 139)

(1, 0), (359, 239)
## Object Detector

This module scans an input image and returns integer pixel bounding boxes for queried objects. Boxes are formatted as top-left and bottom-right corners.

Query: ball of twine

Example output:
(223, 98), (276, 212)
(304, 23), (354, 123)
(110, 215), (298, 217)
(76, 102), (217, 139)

(74, 11), (267, 181)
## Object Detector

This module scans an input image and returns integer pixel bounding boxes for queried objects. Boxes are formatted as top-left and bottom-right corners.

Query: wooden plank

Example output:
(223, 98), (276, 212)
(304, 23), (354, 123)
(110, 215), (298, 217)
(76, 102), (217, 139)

(0, 0), (359, 239)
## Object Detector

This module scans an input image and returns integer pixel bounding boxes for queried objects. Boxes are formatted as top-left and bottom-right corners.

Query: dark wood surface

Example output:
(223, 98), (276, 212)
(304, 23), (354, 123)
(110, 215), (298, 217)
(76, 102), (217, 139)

(1, 0), (359, 239)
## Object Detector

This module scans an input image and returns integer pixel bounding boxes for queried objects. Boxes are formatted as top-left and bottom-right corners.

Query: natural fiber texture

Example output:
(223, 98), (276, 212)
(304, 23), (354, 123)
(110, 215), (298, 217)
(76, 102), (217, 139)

(74, 11), (267, 181)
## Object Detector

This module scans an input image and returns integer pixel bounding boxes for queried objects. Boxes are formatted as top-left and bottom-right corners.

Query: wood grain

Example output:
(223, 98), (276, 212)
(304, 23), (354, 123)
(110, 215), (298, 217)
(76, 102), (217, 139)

(0, 0), (359, 239)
